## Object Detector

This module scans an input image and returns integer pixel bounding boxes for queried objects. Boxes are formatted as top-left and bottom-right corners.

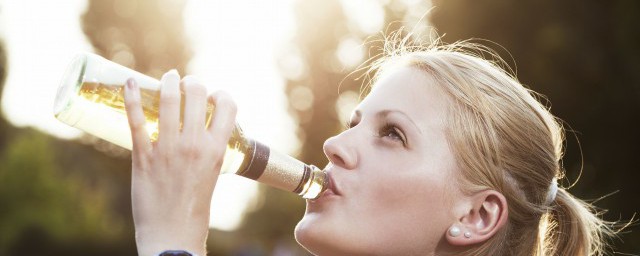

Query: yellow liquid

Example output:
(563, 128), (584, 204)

(55, 82), (326, 199)
(55, 82), (248, 175)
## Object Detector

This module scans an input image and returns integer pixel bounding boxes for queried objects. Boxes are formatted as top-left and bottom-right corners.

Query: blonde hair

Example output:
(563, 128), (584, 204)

(366, 37), (615, 255)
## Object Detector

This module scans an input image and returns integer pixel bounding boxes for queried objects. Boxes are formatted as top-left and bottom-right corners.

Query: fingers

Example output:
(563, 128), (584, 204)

(124, 78), (152, 160)
(156, 71), (235, 157)
(181, 76), (208, 142)
(158, 69), (181, 150)
(207, 91), (238, 148)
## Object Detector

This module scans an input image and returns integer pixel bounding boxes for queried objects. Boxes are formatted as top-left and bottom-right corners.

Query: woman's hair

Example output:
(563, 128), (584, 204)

(365, 35), (616, 255)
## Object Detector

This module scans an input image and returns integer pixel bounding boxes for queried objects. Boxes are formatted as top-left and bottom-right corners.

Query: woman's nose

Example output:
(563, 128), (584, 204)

(323, 134), (357, 170)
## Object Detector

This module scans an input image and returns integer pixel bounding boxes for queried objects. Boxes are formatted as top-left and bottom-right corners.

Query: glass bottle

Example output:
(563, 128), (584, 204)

(53, 53), (327, 199)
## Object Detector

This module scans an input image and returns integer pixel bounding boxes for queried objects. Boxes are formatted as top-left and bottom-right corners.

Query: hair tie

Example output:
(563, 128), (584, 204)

(545, 178), (558, 205)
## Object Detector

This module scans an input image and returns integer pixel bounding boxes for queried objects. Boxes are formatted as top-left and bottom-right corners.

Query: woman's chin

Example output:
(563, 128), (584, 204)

(294, 214), (316, 246)
(296, 214), (376, 256)
(294, 213), (331, 254)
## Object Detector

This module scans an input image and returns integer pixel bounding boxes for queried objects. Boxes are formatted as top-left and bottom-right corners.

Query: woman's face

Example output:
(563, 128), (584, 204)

(295, 66), (464, 255)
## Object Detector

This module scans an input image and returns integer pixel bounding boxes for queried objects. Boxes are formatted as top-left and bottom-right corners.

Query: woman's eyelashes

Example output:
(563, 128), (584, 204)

(345, 118), (407, 147)
(378, 122), (407, 146)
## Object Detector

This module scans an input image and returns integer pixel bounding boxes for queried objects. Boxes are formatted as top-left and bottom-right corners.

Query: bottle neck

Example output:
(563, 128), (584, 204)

(236, 139), (327, 199)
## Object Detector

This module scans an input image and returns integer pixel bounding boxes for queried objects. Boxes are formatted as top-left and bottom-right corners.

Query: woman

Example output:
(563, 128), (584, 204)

(123, 40), (613, 255)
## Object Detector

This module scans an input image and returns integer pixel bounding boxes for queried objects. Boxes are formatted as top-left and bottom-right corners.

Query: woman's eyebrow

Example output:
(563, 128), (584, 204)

(378, 110), (422, 134)
(353, 109), (422, 134)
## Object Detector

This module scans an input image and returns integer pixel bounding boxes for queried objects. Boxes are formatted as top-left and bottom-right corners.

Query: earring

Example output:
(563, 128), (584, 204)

(464, 231), (471, 238)
(448, 226), (461, 237)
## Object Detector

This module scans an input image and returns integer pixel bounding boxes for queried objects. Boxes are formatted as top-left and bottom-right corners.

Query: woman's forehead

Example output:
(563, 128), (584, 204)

(363, 66), (438, 108)
(355, 66), (449, 125)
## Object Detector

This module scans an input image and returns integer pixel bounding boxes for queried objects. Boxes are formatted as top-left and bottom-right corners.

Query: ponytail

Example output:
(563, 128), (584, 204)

(543, 188), (614, 256)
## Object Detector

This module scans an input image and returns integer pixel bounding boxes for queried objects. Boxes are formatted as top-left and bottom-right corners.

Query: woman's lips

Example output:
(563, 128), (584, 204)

(313, 171), (340, 200)
(308, 171), (341, 204)
(327, 171), (341, 196)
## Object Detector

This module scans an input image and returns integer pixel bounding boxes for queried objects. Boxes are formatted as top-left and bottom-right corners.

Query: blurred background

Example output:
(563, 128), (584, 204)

(0, 0), (637, 255)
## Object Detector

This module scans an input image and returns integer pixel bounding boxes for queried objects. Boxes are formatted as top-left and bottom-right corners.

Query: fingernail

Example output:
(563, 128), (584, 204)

(126, 78), (137, 90)
(182, 75), (199, 84)
(168, 69), (179, 76)
(126, 79), (139, 100)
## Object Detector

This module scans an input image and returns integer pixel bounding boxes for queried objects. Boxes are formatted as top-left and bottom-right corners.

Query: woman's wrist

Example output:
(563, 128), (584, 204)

(138, 245), (206, 256)
(157, 250), (199, 256)
(137, 243), (206, 256)
(132, 183), (212, 256)
(135, 227), (208, 256)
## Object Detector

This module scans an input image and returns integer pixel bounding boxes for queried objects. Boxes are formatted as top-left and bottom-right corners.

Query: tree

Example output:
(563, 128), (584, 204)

(0, 130), (125, 255)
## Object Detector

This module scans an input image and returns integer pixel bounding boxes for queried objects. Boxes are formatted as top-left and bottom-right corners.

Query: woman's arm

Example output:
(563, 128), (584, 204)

(124, 70), (237, 256)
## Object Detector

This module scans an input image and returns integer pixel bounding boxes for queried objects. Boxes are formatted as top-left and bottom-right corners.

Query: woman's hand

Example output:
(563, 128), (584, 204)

(124, 70), (237, 256)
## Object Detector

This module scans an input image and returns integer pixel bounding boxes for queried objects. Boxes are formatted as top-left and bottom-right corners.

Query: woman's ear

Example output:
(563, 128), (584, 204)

(445, 190), (508, 246)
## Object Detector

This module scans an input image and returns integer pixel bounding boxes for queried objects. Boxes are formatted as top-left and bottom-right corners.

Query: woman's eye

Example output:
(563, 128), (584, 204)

(379, 124), (406, 145)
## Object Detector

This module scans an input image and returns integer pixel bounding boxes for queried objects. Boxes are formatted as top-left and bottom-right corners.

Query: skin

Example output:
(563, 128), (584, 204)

(294, 66), (465, 255)
(125, 71), (237, 256)
(125, 67), (508, 256)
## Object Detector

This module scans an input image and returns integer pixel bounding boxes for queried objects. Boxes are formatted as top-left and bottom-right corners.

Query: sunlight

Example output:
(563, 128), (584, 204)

(1, 0), (298, 231)
(183, 0), (297, 230)
(1, 0), (91, 138)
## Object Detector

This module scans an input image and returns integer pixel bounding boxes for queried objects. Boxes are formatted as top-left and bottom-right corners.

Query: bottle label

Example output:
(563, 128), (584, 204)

(237, 139), (269, 180)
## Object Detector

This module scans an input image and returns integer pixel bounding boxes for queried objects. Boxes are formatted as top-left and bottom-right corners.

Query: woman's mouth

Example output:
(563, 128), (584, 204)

(310, 171), (341, 203)
(326, 172), (341, 196)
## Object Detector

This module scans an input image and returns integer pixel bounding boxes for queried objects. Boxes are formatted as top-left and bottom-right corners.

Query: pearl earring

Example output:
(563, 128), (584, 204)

(464, 231), (471, 238)
(449, 226), (461, 237)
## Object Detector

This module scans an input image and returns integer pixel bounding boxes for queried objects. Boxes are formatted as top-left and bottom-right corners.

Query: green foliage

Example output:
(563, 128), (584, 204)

(0, 130), (122, 253)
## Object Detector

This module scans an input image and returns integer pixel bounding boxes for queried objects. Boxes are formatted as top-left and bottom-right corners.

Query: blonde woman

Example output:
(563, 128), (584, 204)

(124, 40), (614, 255)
